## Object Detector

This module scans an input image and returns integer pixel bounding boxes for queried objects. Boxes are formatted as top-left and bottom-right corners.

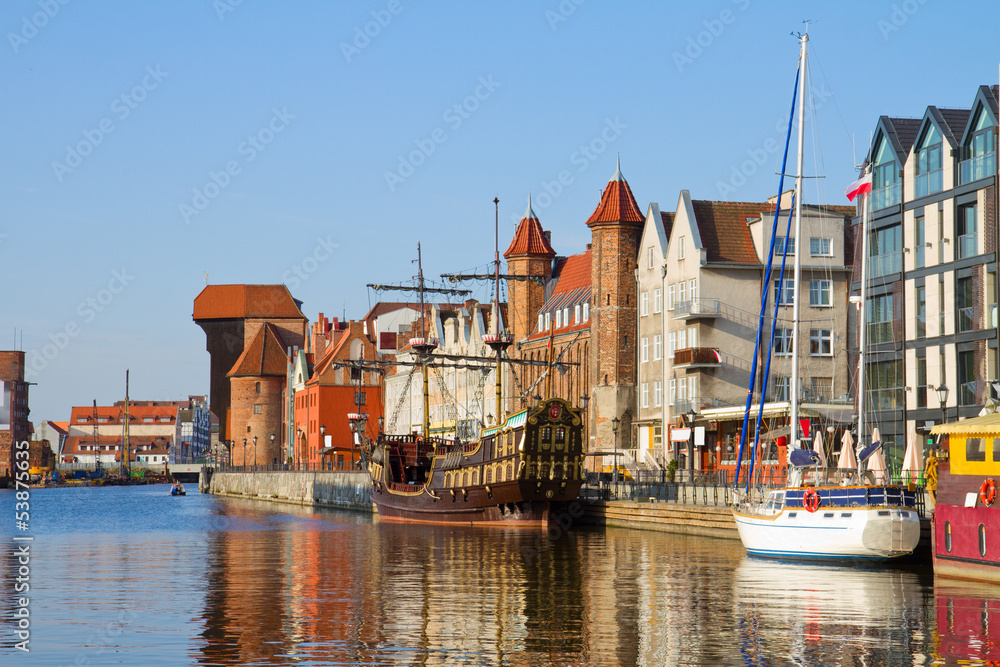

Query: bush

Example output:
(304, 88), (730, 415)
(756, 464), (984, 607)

(666, 459), (678, 482)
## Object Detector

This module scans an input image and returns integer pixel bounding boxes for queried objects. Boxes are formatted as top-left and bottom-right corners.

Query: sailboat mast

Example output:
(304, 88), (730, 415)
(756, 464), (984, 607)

(790, 30), (808, 448)
(493, 197), (503, 423)
(857, 189), (870, 451)
(122, 369), (130, 478)
(417, 243), (431, 439)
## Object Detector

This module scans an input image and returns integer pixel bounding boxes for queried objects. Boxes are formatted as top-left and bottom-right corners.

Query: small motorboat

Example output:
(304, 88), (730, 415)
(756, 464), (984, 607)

(170, 483), (186, 496)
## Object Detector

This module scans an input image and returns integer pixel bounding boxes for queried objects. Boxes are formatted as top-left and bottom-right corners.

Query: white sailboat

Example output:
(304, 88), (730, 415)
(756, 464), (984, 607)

(729, 31), (920, 561)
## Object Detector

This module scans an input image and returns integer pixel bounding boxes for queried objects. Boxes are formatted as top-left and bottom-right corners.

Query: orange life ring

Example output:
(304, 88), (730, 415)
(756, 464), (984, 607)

(803, 488), (820, 513)
(980, 479), (996, 507)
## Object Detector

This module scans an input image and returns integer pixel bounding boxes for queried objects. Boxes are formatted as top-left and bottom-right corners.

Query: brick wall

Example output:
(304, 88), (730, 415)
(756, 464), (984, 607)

(230, 376), (283, 466)
(505, 256), (551, 344)
(0, 352), (28, 484)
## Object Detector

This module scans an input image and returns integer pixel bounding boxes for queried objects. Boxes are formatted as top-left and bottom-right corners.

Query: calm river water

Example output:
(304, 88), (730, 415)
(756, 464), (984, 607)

(1, 484), (998, 666)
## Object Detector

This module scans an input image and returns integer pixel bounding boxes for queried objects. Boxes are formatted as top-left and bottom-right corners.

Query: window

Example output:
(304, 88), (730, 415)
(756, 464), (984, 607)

(958, 350), (976, 406)
(914, 215), (925, 269)
(356, 391), (367, 406)
(809, 280), (832, 307)
(958, 203), (978, 259)
(866, 359), (903, 410)
(678, 236), (686, 259)
(641, 337), (649, 363)
(775, 237), (795, 256)
(871, 136), (900, 210)
(583, 302), (589, 321)
(967, 437), (986, 462)
(687, 326), (698, 348)
(653, 381), (662, 407)
(555, 310), (562, 329)
(914, 123), (943, 197)
(653, 288), (662, 313)
(653, 334), (662, 361)
(641, 383), (649, 408)
(255, 382), (261, 394)
(774, 328), (793, 356)
(538, 314), (544, 332)
(545, 312), (551, 330)
(916, 287), (926, 339)
(810, 238), (832, 256)
(916, 357), (927, 408)
(669, 379), (676, 406)
(253, 404), (262, 414)
(648, 246), (655, 269)
(961, 104), (997, 184)
(563, 307), (570, 326)
(574, 304), (581, 323)
(678, 281), (687, 306)
(677, 328), (687, 350)
(867, 294), (894, 345)
(957, 276), (974, 333)
(668, 331), (676, 357)
(773, 376), (789, 402)
(667, 285), (675, 311)
(677, 376), (687, 403)
(809, 329), (832, 356)
(774, 279), (794, 306)
(688, 376), (697, 405)
(688, 278), (697, 305)
(641, 291), (649, 316)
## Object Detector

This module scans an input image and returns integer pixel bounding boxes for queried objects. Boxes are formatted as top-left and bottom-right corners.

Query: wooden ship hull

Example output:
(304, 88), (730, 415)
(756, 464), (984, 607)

(368, 398), (585, 526)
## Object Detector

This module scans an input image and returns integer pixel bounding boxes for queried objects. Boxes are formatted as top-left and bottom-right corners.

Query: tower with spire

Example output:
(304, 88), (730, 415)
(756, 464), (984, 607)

(586, 157), (644, 451)
(503, 195), (556, 345)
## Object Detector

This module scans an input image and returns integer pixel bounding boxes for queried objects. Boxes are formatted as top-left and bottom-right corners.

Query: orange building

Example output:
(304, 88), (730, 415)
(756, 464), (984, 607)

(293, 321), (383, 470)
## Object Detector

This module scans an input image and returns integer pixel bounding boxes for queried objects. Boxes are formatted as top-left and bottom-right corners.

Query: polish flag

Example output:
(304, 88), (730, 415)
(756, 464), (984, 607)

(844, 173), (873, 202)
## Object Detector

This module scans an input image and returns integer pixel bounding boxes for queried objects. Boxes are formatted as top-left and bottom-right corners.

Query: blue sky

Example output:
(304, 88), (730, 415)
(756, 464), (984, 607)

(3, 0), (998, 424)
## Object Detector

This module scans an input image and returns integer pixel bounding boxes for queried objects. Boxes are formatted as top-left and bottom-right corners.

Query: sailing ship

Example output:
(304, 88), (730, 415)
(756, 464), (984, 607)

(365, 200), (586, 525)
(730, 31), (920, 560)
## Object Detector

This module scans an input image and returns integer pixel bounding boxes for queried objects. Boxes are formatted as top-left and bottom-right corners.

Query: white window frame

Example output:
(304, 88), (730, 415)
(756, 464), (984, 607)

(667, 285), (676, 311)
(538, 314), (544, 332)
(677, 329), (687, 350)
(774, 278), (794, 306)
(678, 281), (687, 306)
(775, 236), (795, 256)
(583, 302), (589, 321)
(641, 337), (649, 363)
(653, 334), (662, 361)
(678, 236), (686, 259)
(641, 383), (649, 408)
(809, 280), (832, 307)
(669, 379), (676, 406)
(773, 327), (793, 356)
(555, 310), (562, 329)
(668, 331), (676, 357)
(641, 291), (649, 316)
(688, 376), (697, 405)
(688, 278), (697, 304)
(688, 326), (698, 348)
(574, 304), (581, 324)
(653, 381), (662, 407)
(810, 237), (832, 256)
(647, 246), (654, 269)
(653, 288), (662, 314)
(809, 329), (833, 356)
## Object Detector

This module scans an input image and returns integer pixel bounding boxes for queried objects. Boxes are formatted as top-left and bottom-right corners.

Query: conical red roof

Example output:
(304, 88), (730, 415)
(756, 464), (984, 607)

(585, 159), (644, 227)
(504, 197), (555, 258)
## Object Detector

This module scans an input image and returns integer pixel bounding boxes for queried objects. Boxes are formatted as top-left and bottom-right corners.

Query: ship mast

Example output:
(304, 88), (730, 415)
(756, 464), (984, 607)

(121, 370), (130, 479)
(483, 197), (513, 425)
(790, 29), (807, 450)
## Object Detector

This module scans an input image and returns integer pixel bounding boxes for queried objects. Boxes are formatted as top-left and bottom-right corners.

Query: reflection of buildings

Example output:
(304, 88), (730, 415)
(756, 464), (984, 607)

(933, 579), (1000, 664)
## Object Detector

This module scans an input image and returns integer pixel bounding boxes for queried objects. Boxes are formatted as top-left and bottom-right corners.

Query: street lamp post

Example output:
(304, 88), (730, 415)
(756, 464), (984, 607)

(936, 384), (949, 425)
(611, 416), (620, 493)
(242, 437), (247, 471)
(253, 435), (258, 469)
(270, 433), (275, 468)
(320, 424), (326, 471)
(687, 409), (697, 480)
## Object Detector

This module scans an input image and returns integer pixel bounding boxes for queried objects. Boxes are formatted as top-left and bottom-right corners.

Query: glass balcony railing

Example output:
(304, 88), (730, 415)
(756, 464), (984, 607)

(866, 322), (894, 345)
(958, 233), (978, 258)
(959, 152), (995, 184)
(960, 380), (979, 407)
(867, 387), (904, 411)
(870, 182), (900, 211)
(914, 169), (943, 198)
(868, 250), (901, 278)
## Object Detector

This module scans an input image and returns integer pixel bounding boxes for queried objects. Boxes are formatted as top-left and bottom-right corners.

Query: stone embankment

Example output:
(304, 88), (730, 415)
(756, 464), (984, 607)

(582, 499), (739, 538)
(204, 469), (373, 512)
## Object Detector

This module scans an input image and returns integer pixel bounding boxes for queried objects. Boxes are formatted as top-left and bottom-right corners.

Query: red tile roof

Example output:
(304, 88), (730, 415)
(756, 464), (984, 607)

(525, 250), (592, 341)
(70, 405), (178, 425)
(228, 323), (289, 377)
(585, 162), (644, 226)
(504, 200), (555, 258)
(689, 200), (771, 265)
(193, 284), (305, 321)
(661, 211), (674, 239)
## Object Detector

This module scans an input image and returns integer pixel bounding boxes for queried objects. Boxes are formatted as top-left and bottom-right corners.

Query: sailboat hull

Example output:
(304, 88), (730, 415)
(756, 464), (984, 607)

(732, 501), (920, 560)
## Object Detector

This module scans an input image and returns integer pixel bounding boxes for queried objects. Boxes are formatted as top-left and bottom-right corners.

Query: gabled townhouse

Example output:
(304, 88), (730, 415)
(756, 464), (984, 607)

(860, 84), (999, 460)
(637, 191), (854, 473)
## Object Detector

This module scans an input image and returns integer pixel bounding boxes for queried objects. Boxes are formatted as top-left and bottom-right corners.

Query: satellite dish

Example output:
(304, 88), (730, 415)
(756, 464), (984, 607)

(859, 441), (882, 463)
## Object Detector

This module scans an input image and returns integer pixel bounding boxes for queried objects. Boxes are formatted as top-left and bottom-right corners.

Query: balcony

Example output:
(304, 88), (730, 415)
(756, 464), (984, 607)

(871, 182), (900, 211)
(959, 152), (995, 185)
(672, 298), (721, 320)
(914, 169), (943, 198)
(958, 306), (975, 333)
(867, 251), (901, 278)
(673, 347), (721, 369)
(867, 387), (904, 411)
(958, 232), (978, 259)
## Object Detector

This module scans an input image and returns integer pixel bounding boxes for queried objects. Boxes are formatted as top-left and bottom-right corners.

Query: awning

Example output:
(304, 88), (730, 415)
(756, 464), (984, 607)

(317, 447), (335, 455)
(931, 412), (1000, 435)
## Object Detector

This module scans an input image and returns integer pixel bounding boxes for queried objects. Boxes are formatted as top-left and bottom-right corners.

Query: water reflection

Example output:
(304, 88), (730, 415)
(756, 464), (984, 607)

(932, 578), (1000, 665)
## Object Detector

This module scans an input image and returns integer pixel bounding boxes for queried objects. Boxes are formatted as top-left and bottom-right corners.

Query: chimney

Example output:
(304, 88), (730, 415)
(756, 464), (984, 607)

(543, 230), (552, 245)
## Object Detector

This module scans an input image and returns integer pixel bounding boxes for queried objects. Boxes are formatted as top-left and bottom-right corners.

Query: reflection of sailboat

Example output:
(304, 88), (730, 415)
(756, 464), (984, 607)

(735, 557), (928, 663)
(365, 203), (586, 525)
(730, 30), (919, 560)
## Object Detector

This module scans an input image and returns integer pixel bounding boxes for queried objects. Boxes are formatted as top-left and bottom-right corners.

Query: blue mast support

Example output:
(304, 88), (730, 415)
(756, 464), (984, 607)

(734, 66), (800, 493)
(751, 198), (795, 483)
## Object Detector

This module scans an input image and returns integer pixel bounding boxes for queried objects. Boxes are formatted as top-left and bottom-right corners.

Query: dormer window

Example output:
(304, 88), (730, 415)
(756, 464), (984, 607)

(960, 104), (996, 184)
(555, 310), (562, 329)
(871, 135), (899, 210)
(582, 302), (589, 321)
(574, 304), (581, 323)
(914, 123), (943, 197)
(538, 313), (544, 332)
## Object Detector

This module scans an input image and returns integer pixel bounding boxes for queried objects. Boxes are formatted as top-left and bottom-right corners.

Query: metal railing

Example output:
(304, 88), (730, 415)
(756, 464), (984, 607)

(215, 461), (366, 473)
(871, 182), (900, 211)
(868, 250), (901, 278)
(673, 299), (721, 317)
(959, 152), (995, 185)
(914, 169), (943, 198)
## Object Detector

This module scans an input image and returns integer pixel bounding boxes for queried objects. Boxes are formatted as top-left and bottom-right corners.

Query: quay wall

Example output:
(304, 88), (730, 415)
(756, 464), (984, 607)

(582, 499), (739, 538)
(206, 470), (373, 512)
